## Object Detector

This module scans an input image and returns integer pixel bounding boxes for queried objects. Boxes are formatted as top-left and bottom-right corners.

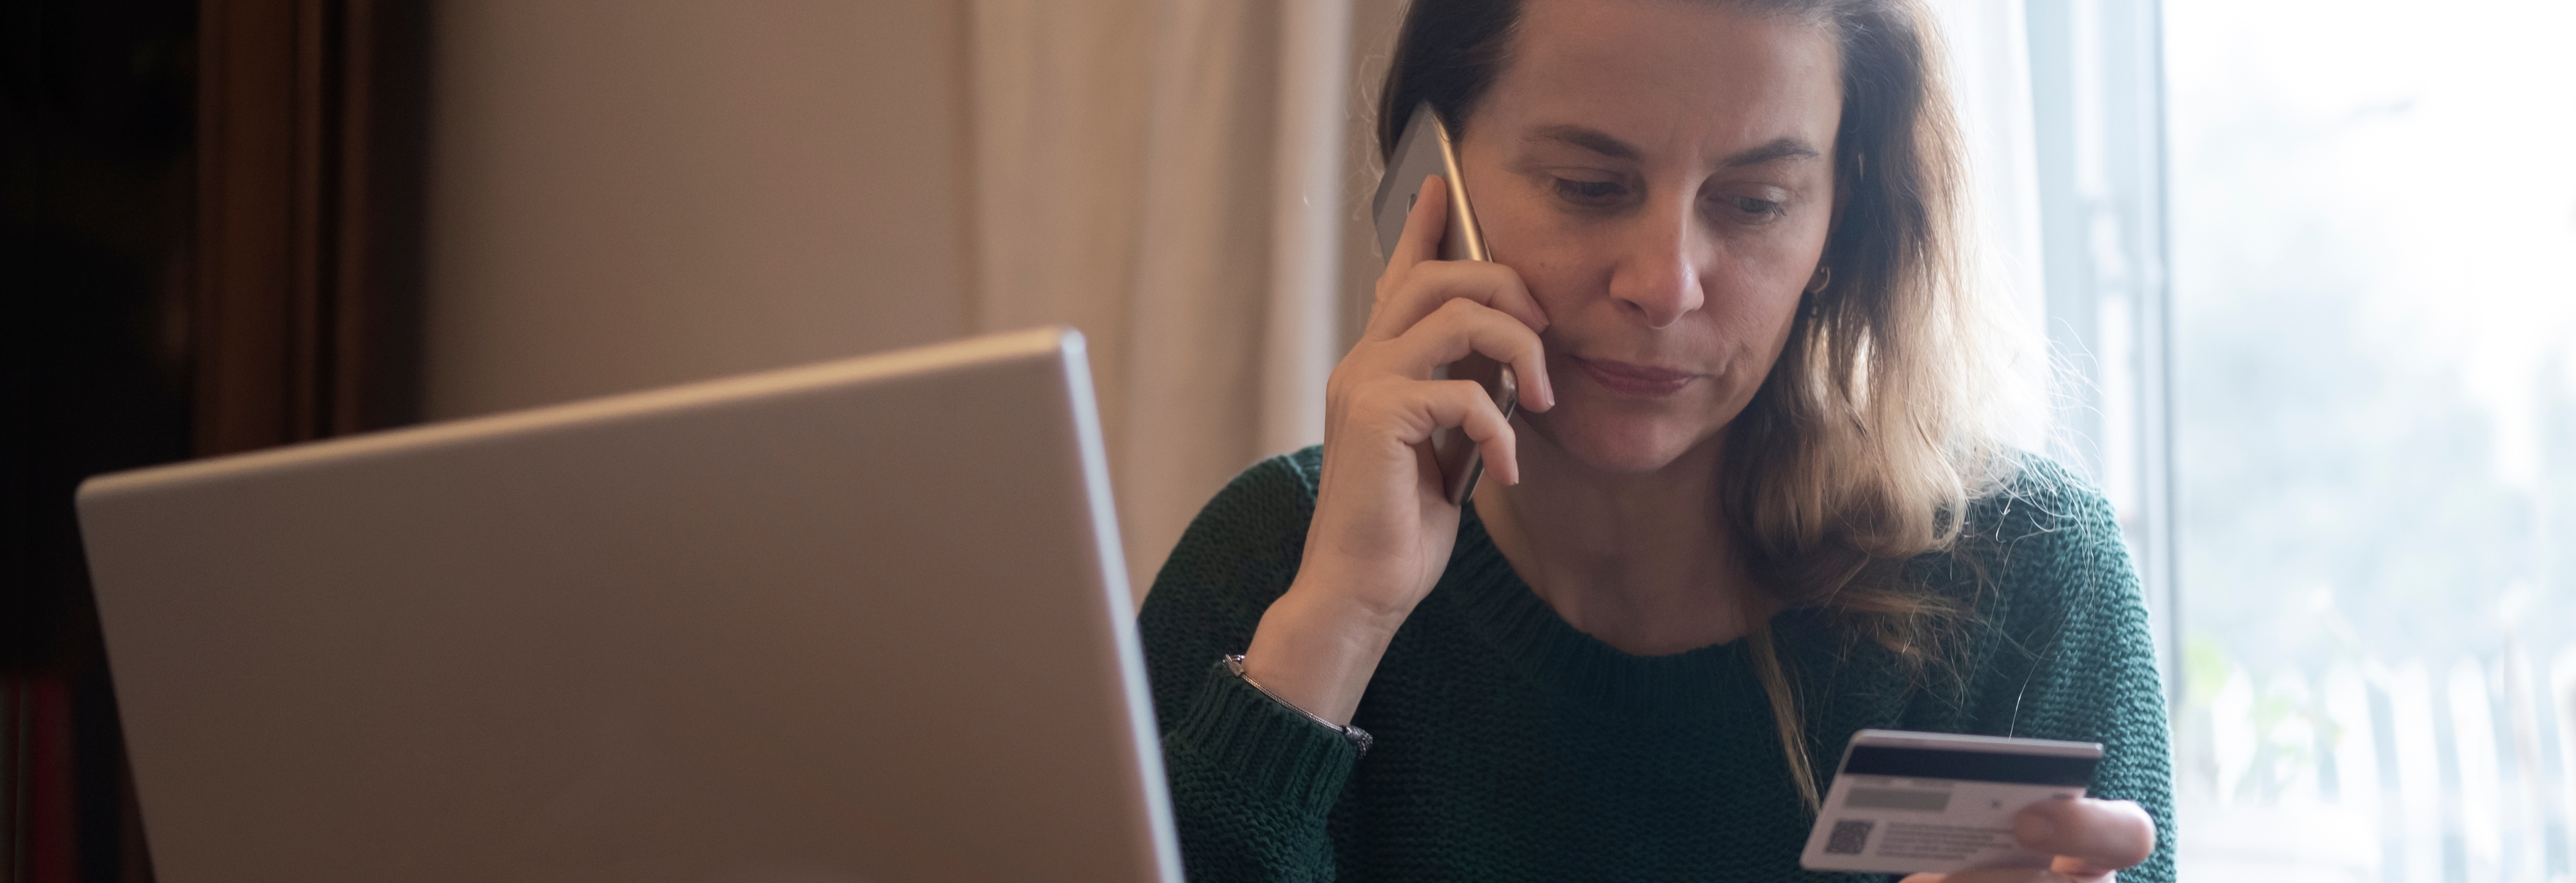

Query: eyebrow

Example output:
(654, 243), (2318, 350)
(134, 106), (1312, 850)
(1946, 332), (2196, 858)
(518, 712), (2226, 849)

(1525, 125), (1822, 168)
(1527, 125), (1640, 160)
(1721, 137), (1823, 168)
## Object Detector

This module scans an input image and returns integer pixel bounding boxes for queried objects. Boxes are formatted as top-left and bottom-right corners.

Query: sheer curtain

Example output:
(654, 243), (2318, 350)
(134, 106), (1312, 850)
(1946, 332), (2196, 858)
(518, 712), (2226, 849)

(1928, 0), (2048, 353)
(968, 0), (1359, 599)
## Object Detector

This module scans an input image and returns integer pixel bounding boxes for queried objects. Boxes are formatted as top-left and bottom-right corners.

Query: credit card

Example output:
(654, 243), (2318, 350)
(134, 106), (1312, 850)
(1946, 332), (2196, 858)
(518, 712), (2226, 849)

(1799, 729), (2103, 875)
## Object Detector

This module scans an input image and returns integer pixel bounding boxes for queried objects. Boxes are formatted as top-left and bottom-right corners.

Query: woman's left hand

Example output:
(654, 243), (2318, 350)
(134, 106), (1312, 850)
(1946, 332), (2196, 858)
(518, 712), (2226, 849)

(1898, 797), (2156, 883)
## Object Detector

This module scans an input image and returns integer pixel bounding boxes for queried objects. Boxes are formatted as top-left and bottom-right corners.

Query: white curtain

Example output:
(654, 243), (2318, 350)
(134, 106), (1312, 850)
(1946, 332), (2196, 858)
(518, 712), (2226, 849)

(1929, 0), (2047, 341)
(1929, 0), (2056, 459)
(969, 0), (1358, 602)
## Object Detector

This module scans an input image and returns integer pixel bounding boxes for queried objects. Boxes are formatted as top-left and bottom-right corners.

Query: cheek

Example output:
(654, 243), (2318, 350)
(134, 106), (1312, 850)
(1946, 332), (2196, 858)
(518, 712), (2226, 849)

(1494, 236), (1591, 315)
(1700, 251), (1810, 337)
(1470, 183), (1614, 311)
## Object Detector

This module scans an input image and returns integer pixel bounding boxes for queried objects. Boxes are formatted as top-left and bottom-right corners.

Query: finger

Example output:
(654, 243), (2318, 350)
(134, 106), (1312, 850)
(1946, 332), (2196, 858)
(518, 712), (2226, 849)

(1894, 864), (2112, 883)
(1389, 297), (1555, 412)
(1444, 378), (1522, 487)
(2049, 855), (2119, 882)
(1916, 871), (2080, 883)
(1364, 258), (1553, 348)
(1347, 376), (1520, 487)
(1362, 175), (1449, 330)
(2015, 797), (2155, 877)
(1391, 173), (1447, 270)
(1364, 173), (1551, 342)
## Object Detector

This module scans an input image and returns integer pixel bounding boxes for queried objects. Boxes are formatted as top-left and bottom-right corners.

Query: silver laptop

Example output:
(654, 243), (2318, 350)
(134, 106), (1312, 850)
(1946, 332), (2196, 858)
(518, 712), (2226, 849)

(76, 327), (1180, 883)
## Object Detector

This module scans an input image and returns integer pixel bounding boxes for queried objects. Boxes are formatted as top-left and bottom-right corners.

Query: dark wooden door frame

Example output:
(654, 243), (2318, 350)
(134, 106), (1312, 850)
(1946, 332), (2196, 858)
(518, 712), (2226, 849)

(194, 0), (424, 456)
(3, 4), (426, 880)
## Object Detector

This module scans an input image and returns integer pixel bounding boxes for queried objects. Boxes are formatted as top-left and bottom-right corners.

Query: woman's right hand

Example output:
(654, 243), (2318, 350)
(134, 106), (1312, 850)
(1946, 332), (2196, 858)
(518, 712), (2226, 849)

(1238, 173), (1555, 725)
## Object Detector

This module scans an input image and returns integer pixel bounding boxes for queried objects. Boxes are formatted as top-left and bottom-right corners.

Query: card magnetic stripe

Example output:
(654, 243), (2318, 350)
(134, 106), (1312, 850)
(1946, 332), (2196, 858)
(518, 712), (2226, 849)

(1840, 746), (2099, 787)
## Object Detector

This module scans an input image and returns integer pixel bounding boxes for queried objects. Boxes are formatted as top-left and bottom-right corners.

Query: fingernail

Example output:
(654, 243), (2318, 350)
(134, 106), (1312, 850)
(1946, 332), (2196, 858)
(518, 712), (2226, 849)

(2014, 811), (2057, 847)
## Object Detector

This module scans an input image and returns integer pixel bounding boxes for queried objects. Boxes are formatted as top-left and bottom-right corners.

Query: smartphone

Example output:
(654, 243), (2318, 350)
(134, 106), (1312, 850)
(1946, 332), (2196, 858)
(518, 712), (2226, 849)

(1799, 729), (2104, 875)
(1371, 102), (1520, 506)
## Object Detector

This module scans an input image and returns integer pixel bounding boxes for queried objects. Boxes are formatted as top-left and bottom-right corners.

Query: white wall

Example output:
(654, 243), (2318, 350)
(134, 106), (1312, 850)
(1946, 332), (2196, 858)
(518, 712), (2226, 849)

(422, 0), (976, 420)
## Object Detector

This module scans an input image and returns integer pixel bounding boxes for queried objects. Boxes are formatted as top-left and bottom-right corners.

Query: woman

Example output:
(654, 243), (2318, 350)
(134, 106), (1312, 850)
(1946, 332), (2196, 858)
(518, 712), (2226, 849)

(1138, 0), (2171, 880)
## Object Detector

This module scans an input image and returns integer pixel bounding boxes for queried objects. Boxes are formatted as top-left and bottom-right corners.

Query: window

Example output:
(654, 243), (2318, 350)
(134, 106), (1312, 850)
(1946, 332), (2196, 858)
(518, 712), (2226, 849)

(2160, 2), (2576, 880)
(2009, 1), (2576, 879)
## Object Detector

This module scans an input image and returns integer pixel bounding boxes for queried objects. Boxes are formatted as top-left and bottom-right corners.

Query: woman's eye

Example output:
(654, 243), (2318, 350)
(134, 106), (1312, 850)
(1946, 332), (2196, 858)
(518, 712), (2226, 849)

(1729, 195), (1784, 220)
(1551, 177), (1628, 206)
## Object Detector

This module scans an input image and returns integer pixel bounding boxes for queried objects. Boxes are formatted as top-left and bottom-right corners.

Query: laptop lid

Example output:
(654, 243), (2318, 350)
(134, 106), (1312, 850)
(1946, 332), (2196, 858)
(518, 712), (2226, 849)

(76, 327), (1179, 883)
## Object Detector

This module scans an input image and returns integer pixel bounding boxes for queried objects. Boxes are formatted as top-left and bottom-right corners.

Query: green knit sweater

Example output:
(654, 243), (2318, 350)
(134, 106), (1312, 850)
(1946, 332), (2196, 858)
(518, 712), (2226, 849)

(1138, 447), (2175, 882)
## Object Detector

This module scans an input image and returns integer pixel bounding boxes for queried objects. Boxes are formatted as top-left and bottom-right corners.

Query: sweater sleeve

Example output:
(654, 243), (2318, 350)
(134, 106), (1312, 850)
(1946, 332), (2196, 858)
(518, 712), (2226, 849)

(1957, 458), (2178, 883)
(1136, 448), (1352, 883)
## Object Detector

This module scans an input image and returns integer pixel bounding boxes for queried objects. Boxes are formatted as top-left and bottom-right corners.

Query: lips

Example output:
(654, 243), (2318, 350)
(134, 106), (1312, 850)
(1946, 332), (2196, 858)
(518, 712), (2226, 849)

(1567, 355), (1698, 398)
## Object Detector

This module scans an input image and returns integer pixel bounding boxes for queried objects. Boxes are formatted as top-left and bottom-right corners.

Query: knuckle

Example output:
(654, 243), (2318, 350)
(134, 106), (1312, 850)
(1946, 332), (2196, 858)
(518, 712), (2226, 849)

(1444, 379), (1496, 409)
(1433, 295), (1486, 321)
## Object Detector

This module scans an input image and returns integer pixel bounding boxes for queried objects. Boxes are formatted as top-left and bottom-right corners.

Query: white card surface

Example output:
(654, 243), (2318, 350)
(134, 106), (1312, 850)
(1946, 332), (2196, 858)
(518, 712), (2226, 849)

(1799, 729), (2103, 875)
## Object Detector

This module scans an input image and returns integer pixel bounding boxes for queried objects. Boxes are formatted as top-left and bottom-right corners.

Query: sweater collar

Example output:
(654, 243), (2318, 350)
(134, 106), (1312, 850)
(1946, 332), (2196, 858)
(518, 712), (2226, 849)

(1439, 503), (1822, 717)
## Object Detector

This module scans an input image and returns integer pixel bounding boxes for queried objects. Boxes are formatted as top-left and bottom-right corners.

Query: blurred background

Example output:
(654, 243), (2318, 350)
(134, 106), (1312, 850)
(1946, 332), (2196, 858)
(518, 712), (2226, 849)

(2162, 1), (2576, 880)
(6, 1), (2570, 880)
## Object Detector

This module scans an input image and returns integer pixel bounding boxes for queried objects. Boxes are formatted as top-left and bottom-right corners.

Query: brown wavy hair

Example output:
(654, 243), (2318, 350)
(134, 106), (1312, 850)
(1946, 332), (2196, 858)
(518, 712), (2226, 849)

(1378, 0), (2019, 810)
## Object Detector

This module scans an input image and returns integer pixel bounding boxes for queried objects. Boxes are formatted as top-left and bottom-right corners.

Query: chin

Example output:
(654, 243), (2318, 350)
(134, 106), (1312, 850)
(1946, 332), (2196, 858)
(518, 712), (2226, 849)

(1523, 404), (1721, 477)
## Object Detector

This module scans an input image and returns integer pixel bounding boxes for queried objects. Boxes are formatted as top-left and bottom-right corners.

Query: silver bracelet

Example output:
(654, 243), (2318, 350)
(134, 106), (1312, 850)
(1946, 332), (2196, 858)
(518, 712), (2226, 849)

(1222, 654), (1372, 759)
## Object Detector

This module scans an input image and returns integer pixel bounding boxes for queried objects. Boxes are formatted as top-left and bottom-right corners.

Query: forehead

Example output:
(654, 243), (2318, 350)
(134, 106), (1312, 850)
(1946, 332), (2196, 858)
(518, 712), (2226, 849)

(1477, 0), (1843, 156)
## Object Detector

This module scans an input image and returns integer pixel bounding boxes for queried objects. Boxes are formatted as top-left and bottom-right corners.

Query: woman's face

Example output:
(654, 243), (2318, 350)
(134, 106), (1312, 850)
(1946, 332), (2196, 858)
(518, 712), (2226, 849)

(1456, 0), (1842, 476)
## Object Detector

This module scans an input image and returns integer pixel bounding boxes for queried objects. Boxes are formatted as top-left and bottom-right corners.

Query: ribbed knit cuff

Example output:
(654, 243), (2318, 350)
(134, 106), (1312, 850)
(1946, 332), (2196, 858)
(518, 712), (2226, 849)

(1166, 659), (1357, 819)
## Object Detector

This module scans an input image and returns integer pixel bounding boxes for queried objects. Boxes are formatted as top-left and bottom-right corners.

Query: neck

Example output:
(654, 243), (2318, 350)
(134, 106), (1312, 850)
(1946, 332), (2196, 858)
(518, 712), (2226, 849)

(1475, 427), (1764, 656)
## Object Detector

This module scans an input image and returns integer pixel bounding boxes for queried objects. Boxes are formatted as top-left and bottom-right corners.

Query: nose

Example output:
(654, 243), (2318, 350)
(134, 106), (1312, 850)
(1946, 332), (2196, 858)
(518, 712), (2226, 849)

(1604, 202), (1704, 328)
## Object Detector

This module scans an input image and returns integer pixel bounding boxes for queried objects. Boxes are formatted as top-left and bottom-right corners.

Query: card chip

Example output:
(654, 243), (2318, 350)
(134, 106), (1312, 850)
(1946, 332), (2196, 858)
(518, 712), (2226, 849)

(1824, 819), (1874, 856)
